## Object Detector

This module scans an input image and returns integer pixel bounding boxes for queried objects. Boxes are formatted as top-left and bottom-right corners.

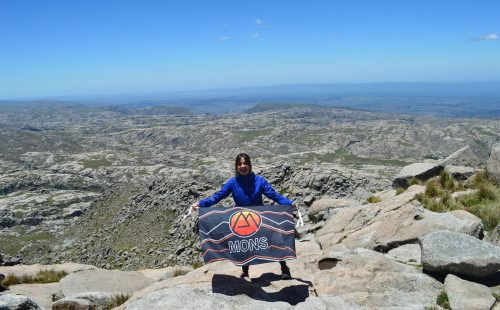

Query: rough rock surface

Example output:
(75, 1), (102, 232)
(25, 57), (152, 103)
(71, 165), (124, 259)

(59, 269), (153, 297)
(117, 243), (443, 310)
(393, 163), (443, 188)
(444, 165), (476, 181)
(444, 274), (496, 310)
(2, 283), (59, 309)
(315, 185), (483, 252)
(0, 294), (41, 310)
(438, 145), (482, 168)
(487, 143), (500, 182)
(419, 230), (500, 278)
(385, 244), (422, 266)
(0, 263), (96, 278)
(308, 198), (362, 222)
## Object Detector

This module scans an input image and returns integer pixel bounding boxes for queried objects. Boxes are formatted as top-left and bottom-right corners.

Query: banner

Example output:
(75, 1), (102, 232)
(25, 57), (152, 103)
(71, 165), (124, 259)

(199, 205), (296, 266)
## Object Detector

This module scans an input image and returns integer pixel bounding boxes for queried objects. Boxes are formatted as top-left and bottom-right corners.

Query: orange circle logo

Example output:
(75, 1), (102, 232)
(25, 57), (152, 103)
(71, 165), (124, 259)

(229, 210), (262, 237)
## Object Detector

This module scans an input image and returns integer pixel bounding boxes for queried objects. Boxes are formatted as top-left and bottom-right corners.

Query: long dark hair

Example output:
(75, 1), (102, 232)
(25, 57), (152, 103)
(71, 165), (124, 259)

(235, 153), (252, 175)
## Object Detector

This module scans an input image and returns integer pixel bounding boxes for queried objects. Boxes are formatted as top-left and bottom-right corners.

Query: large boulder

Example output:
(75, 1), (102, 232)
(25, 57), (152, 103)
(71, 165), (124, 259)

(444, 165), (476, 181)
(315, 186), (483, 252)
(312, 249), (443, 309)
(0, 294), (41, 310)
(444, 274), (496, 310)
(308, 198), (362, 222)
(52, 292), (122, 310)
(438, 145), (481, 168)
(59, 269), (153, 297)
(393, 163), (443, 188)
(4, 283), (59, 309)
(419, 230), (500, 278)
(486, 143), (500, 182)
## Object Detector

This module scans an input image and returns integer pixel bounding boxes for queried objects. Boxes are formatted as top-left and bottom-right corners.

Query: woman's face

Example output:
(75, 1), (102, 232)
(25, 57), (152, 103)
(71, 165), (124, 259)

(236, 158), (251, 176)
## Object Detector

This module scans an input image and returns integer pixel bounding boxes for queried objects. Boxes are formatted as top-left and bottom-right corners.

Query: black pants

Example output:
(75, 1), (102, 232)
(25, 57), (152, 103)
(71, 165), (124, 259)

(242, 261), (288, 273)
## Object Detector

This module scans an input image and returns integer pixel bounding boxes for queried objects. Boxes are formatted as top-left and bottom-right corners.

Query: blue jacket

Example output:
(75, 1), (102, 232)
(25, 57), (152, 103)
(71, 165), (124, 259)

(198, 173), (293, 208)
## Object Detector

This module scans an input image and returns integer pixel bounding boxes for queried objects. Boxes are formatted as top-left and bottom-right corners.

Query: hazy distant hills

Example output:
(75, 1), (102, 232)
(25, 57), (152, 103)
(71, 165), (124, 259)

(1, 82), (500, 117)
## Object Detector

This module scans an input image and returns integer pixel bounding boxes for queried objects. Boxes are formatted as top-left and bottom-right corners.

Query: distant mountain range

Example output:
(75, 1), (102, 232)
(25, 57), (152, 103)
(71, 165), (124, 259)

(2, 82), (500, 118)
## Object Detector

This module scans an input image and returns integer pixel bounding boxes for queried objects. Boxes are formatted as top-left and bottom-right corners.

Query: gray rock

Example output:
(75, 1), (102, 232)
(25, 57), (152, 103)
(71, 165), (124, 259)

(59, 269), (153, 297)
(484, 224), (500, 247)
(0, 294), (41, 310)
(318, 244), (352, 270)
(438, 145), (481, 168)
(313, 248), (443, 309)
(487, 143), (500, 182)
(444, 274), (496, 310)
(4, 283), (59, 309)
(51, 297), (93, 310)
(385, 244), (421, 266)
(393, 163), (443, 188)
(444, 165), (476, 181)
(315, 186), (483, 252)
(308, 198), (362, 222)
(124, 286), (293, 310)
(419, 230), (500, 278)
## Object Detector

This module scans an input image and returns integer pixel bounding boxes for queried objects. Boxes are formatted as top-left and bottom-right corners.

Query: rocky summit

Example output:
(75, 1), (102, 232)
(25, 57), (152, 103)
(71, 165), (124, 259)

(0, 102), (499, 309)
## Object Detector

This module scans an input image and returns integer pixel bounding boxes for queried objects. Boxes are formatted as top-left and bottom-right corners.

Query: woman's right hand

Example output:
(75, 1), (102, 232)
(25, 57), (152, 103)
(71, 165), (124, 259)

(191, 202), (200, 211)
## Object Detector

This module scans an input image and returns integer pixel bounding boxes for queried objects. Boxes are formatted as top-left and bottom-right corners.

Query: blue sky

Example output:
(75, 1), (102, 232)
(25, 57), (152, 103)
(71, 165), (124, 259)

(1, 0), (499, 99)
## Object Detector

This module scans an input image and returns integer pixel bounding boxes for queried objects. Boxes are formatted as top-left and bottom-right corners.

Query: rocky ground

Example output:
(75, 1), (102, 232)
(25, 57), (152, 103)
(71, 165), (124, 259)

(0, 102), (499, 309)
(1, 180), (499, 309)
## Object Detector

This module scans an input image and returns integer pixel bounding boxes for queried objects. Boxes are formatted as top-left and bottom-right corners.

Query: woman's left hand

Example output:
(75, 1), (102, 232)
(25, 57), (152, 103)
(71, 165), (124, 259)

(291, 202), (298, 210)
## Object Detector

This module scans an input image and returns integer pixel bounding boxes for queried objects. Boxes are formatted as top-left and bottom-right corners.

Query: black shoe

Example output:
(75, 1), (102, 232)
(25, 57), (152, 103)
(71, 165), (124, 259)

(281, 267), (291, 280)
(240, 271), (249, 279)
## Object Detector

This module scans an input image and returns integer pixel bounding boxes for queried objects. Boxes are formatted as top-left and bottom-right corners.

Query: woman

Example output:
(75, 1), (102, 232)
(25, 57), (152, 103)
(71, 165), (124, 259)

(192, 153), (296, 280)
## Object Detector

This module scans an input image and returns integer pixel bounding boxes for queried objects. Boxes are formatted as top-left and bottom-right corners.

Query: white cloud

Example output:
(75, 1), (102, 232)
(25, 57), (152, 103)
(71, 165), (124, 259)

(255, 18), (268, 28)
(251, 32), (260, 38)
(218, 35), (232, 41)
(473, 33), (498, 41)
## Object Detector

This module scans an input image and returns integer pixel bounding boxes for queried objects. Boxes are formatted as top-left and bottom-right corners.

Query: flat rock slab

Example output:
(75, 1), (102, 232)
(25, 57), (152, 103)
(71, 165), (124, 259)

(0, 263), (97, 278)
(393, 163), (443, 188)
(1, 282), (59, 309)
(312, 249), (443, 309)
(385, 244), (421, 266)
(59, 269), (153, 297)
(138, 266), (193, 282)
(445, 274), (496, 310)
(419, 230), (500, 278)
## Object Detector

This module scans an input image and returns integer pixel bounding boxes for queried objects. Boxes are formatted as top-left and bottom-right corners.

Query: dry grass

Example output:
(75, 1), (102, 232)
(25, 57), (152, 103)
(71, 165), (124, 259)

(0, 269), (68, 289)
(367, 196), (382, 203)
(416, 170), (499, 231)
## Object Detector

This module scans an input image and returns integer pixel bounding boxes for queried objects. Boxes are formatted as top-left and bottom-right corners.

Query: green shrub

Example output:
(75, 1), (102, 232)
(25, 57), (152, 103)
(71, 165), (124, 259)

(436, 291), (451, 309)
(1, 274), (20, 288)
(440, 171), (456, 191)
(417, 172), (499, 232)
(192, 261), (204, 269)
(367, 196), (382, 203)
(477, 183), (497, 201)
(409, 177), (421, 186)
(172, 267), (188, 277)
(425, 181), (440, 198)
(396, 188), (405, 195)
(469, 170), (489, 187)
